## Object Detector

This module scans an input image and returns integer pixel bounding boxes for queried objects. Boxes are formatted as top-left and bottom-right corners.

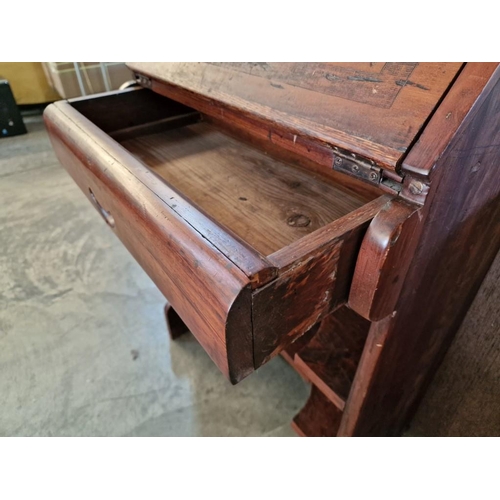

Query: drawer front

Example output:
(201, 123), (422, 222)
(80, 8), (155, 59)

(44, 90), (395, 384)
(44, 102), (258, 383)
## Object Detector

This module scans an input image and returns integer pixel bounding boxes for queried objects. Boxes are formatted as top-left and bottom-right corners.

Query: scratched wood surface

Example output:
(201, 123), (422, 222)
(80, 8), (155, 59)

(128, 62), (463, 170)
(252, 197), (390, 367)
(121, 122), (371, 256)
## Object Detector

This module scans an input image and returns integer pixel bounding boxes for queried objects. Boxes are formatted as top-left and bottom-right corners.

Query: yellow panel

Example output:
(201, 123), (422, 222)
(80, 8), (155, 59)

(0, 62), (61, 104)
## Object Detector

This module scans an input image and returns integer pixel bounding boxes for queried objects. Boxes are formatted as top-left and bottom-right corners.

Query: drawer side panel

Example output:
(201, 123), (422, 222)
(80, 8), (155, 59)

(252, 196), (391, 366)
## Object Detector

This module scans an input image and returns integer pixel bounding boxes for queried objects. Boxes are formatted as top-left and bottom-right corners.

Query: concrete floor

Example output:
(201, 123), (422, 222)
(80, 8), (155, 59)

(0, 115), (309, 436)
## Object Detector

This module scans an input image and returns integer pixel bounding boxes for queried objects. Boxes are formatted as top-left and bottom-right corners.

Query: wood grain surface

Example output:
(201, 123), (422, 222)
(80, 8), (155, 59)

(44, 102), (256, 383)
(62, 92), (276, 287)
(127, 62), (463, 170)
(294, 307), (371, 410)
(403, 63), (499, 178)
(121, 122), (370, 256)
(337, 315), (394, 436)
(292, 386), (343, 437)
(43, 63), (500, 437)
(44, 92), (389, 385)
(252, 196), (391, 367)
(349, 198), (421, 321)
(204, 114), (384, 201)
(409, 250), (500, 436)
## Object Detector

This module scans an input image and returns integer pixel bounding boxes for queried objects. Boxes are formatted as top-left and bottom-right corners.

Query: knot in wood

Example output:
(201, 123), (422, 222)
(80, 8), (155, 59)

(287, 214), (311, 227)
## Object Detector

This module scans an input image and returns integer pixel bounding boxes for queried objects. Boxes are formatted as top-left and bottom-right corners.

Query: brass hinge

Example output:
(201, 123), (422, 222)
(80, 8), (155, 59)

(332, 150), (381, 185)
(332, 150), (402, 194)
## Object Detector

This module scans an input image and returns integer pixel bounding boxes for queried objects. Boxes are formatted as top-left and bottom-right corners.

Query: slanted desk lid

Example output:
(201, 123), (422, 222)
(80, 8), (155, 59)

(127, 62), (463, 172)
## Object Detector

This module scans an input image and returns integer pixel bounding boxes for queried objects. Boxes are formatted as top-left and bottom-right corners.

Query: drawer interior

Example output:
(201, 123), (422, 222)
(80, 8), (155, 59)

(72, 88), (377, 258)
(120, 123), (371, 256)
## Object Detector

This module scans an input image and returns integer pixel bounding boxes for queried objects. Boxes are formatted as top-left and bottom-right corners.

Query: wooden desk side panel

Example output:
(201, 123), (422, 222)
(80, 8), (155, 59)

(339, 65), (500, 436)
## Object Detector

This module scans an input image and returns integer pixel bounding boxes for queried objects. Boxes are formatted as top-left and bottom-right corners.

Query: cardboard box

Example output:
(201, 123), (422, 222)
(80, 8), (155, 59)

(0, 63), (61, 104)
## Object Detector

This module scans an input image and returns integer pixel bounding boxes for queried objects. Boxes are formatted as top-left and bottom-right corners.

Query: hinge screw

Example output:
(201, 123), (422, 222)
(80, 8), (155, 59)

(409, 180), (424, 195)
(369, 172), (378, 181)
(352, 165), (359, 172)
(334, 157), (343, 167)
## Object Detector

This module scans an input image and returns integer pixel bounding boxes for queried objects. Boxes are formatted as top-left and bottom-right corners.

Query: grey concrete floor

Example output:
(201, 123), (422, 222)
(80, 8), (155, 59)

(0, 114), (309, 436)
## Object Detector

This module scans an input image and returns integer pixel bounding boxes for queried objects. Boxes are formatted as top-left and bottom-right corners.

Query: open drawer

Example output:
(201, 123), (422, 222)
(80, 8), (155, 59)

(44, 87), (392, 383)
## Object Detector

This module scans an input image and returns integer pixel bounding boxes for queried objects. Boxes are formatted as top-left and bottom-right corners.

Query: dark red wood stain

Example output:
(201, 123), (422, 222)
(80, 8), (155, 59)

(44, 62), (500, 437)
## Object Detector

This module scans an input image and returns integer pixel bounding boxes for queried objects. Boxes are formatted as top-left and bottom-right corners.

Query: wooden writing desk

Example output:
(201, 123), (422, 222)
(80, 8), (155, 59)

(44, 63), (500, 436)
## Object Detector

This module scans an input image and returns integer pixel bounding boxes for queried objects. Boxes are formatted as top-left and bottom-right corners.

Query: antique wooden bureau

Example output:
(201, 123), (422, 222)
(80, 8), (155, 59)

(44, 63), (500, 436)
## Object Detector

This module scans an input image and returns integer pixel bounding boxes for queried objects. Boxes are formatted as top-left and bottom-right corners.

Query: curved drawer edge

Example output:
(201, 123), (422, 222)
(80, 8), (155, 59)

(44, 102), (262, 383)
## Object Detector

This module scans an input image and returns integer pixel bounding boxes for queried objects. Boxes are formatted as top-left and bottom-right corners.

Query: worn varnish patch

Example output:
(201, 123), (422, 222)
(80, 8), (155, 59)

(211, 62), (419, 109)
(252, 240), (343, 367)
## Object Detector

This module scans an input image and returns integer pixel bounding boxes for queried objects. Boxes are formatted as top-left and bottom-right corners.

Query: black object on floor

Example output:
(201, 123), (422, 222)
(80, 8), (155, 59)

(0, 79), (27, 138)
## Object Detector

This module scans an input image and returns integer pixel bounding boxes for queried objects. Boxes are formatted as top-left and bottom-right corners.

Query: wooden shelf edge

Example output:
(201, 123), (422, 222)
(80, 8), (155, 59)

(290, 421), (307, 438)
(293, 355), (346, 411)
(284, 307), (371, 413)
(292, 386), (343, 437)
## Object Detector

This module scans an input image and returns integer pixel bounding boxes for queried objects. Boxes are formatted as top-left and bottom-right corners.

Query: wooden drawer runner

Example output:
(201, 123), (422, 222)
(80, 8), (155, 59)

(44, 87), (391, 383)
